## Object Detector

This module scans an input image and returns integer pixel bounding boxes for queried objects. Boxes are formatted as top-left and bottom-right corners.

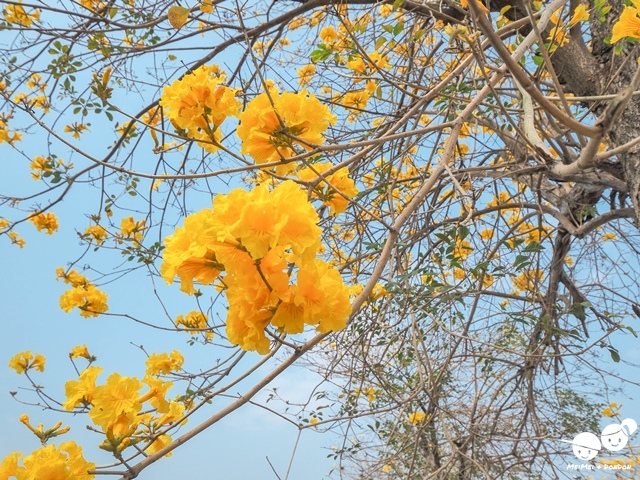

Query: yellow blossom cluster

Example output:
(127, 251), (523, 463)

(57, 268), (109, 318)
(160, 180), (352, 353)
(3, 1), (40, 27)
(8, 351), (45, 374)
(28, 212), (59, 235)
(408, 411), (426, 424)
(62, 362), (187, 455)
(175, 311), (213, 342)
(145, 351), (184, 376)
(29, 155), (73, 181)
(0, 442), (95, 480)
(354, 386), (377, 402)
(64, 122), (89, 139)
(512, 269), (544, 293)
(236, 88), (336, 173)
(119, 216), (146, 243)
(69, 345), (92, 360)
(298, 162), (358, 215)
(84, 224), (108, 244)
(159, 64), (240, 153)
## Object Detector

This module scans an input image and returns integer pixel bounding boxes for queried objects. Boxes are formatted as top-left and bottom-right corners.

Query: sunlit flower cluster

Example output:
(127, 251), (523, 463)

(119, 216), (146, 243)
(0, 441), (95, 480)
(298, 162), (359, 215)
(57, 268), (109, 318)
(29, 211), (59, 234)
(161, 180), (352, 353)
(3, 1), (40, 27)
(159, 64), (240, 153)
(8, 351), (45, 374)
(236, 88), (336, 173)
(62, 361), (187, 456)
(84, 224), (108, 244)
(175, 311), (213, 342)
(145, 351), (184, 376)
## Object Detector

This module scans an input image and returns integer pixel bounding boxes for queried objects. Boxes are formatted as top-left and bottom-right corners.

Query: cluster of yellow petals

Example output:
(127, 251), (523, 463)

(3, 1), (40, 27)
(62, 362), (186, 456)
(611, 3), (640, 43)
(159, 65), (240, 153)
(57, 268), (109, 318)
(161, 180), (352, 353)
(8, 351), (45, 374)
(0, 442), (94, 480)
(119, 216), (146, 243)
(84, 224), (108, 244)
(236, 88), (336, 173)
(28, 211), (59, 234)
(175, 311), (213, 342)
(408, 411), (427, 424)
(145, 351), (184, 376)
(298, 162), (359, 215)
(69, 345), (92, 360)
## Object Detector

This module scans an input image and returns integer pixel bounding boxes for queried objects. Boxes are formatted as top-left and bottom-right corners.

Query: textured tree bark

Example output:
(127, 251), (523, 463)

(480, 0), (640, 225)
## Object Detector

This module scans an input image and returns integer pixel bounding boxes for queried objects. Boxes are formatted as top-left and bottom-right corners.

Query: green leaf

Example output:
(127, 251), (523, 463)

(392, 22), (404, 36)
(609, 347), (620, 363)
(375, 36), (387, 50)
(522, 241), (544, 253)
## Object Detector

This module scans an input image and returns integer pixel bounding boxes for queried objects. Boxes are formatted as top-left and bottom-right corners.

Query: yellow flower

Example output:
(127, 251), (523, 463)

(297, 64), (316, 86)
(59, 284), (109, 318)
(379, 4), (393, 16)
(160, 208), (225, 295)
(69, 345), (91, 360)
(64, 122), (89, 139)
(3, 1), (40, 27)
(237, 89), (336, 171)
(84, 224), (108, 244)
(63, 366), (104, 410)
(161, 180), (350, 354)
(602, 232), (618, 241)
(341, 90), (370, 111)
(346, 56), (367, 74)
(200, 0), (213, 13)
(145, 350), (184, 376)
(29, 212), (59, 234)
(569, 4), (589, 26)
(159, 65), (240, 153)
(30, 155), (54, 180)
(480, 228), (494, 241)
(460, 0), (489, 14)
(8, 231), (26, 248)
(88, 373), (144, 431)
(146, 434), (173, 456)
(298, 162), (358, 215)
(512, 269), (544, 293)
(408, 411), (426, 424)
(319, 26), (339, 43)
(309, 417), (319, 426)
(453, 238), (473, 260)
(611, 6), (640, 43)
(9, 351), (45, 374)
(1, 442), (95, 480)
(176, 311), (212, 341)
(120, 216), (146, 242)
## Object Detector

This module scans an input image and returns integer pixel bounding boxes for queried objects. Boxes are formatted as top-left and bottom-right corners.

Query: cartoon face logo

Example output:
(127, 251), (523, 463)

(570, 432), (601, 460)
(601, 418), (638, 452)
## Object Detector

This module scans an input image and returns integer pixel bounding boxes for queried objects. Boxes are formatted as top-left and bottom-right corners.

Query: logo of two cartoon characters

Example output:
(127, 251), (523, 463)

(564, 418), (638, 461)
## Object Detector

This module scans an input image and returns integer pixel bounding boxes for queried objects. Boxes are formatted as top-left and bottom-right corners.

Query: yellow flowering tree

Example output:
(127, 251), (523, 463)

(2, 0), (640, 478)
